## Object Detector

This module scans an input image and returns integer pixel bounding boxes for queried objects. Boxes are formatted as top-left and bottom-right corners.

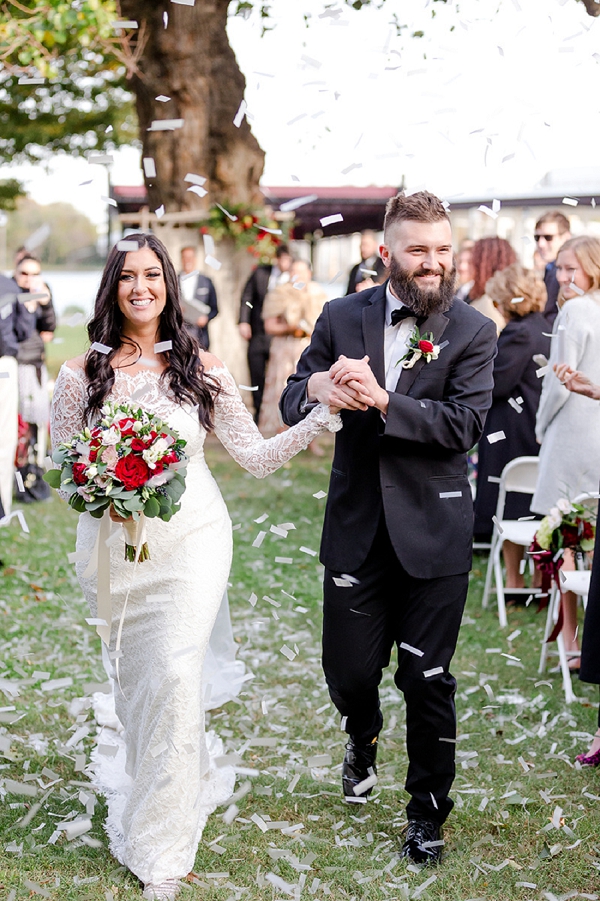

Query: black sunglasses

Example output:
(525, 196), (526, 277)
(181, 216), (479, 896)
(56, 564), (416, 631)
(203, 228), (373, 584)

(534, 234), (557, 243)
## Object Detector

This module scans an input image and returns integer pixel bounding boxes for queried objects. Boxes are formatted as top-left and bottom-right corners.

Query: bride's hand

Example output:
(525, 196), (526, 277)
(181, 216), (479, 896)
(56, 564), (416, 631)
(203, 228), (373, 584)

(109, 506), (133, 523)
(329, 405), (342, 415)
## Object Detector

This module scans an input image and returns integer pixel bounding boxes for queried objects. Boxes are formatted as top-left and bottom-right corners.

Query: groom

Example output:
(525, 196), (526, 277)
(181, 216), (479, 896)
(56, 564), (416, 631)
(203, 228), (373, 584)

(280, 191), (497, 863)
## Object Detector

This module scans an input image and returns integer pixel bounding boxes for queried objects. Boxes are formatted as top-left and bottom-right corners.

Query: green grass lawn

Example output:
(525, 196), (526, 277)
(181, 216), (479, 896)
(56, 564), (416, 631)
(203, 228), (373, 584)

(46, 325), (89, 381)
(1, 442), (599, 900)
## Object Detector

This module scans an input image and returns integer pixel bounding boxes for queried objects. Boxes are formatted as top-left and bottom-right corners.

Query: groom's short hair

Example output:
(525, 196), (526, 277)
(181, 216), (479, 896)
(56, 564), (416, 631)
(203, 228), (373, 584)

(384, 191), (449, 237)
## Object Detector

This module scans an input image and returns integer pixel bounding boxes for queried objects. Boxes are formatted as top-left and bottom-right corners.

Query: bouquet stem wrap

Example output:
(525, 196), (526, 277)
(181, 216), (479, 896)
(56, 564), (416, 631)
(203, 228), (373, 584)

(122, 516), (149, 562)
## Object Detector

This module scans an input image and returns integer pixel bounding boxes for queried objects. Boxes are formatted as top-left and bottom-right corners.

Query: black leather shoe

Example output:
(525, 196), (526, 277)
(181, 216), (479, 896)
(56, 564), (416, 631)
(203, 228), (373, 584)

(401, 819), (443, 864)
(342, 736), (378, 803)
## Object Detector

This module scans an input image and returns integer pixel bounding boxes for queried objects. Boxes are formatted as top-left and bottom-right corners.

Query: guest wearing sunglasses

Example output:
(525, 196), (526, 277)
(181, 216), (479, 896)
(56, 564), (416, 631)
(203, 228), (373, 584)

(534, 211), (571, 325)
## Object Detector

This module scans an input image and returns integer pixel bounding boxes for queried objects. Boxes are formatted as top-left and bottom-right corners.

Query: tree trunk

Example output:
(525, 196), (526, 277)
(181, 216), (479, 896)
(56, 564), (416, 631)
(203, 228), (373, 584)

(120, 0), (265, 213)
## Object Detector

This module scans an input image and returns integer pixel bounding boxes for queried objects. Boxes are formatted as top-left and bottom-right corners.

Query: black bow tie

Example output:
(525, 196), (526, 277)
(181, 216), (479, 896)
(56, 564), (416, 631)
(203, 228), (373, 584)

(391, 306), (422, 326)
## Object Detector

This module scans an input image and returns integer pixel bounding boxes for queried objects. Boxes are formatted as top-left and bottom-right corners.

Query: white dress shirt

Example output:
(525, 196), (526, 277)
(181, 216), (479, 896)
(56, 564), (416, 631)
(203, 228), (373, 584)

(384, 282), (418, 392)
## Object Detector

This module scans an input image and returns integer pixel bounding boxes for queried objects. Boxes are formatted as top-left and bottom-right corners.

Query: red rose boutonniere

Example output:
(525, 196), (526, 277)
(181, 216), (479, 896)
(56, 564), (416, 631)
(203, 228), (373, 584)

(398, 327), (441, 370)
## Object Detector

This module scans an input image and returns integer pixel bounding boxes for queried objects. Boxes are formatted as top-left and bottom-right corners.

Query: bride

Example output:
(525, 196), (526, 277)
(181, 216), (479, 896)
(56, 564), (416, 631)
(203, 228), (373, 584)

(50, 233), (341, 900)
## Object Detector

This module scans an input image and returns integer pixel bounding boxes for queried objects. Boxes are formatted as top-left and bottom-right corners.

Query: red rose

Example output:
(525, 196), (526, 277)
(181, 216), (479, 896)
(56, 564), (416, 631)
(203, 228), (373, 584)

(117, 418), (136, 437)
(130, 437), (149, 452)
(418, 339), (435, 354)
(115, 455), (150, 490)
(162, 451), (178, 465)
(72, 463), (88, 485)
(88, 448), (98, 463)
(151, 461), (164, 474)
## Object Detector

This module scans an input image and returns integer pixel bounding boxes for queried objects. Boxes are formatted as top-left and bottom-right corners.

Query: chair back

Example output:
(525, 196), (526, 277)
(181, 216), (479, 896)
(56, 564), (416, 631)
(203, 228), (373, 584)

(494, 456), (539, 521)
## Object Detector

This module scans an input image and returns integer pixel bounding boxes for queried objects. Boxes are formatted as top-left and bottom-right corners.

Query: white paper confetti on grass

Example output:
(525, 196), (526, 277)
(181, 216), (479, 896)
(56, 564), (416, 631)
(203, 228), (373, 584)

(320, 214), (344, 227)
(353, 773), (377, 795)
(14, 470), (24, 492)
(23, 880), (51, 898)
(487, 430), (506, 443)
(399, 642), (424, 657)
(41, 677), (73, 691)
(90, 341), (112, 355)
(154, 340), (173, 354)
(252, 531), (267, 548)
(313, 490), (327, 499)
(299, 546), (317, 556)
(280, 645), (296, 661)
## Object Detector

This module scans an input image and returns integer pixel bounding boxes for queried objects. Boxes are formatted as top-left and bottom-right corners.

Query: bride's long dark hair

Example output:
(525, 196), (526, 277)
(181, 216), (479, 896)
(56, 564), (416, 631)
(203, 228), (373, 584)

(84, 232), (221, 429)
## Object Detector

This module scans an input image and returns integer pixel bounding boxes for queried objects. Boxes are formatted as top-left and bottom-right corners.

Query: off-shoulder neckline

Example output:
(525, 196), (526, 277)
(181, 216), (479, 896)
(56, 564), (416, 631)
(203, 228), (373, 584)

(60, 362), (230, 379)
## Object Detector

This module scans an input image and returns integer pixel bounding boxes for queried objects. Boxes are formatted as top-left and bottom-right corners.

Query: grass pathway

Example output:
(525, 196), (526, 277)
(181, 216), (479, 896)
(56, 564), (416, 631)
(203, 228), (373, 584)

(1, 440), (599, 900)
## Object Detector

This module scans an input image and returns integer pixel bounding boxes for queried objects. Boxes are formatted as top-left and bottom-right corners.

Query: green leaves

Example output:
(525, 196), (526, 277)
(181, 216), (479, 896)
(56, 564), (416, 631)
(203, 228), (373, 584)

(143, 496), (161, 518)
(42, 469), (62, 489)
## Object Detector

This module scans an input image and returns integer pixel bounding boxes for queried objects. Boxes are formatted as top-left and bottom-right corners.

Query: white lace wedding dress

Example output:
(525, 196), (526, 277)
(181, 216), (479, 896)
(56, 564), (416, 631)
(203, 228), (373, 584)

(50, 363), (340, 890)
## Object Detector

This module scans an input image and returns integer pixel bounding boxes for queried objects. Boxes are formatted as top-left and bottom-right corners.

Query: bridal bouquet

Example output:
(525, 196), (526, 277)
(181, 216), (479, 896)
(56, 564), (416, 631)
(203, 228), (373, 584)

(44, 401), (188, 561)
(529, 497), (595, 584)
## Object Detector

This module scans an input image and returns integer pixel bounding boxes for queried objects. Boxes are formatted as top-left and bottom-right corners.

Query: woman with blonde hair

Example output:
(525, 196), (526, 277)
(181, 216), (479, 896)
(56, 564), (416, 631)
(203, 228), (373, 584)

(474, 264), (550, 589)
(532, 235), (600, 668)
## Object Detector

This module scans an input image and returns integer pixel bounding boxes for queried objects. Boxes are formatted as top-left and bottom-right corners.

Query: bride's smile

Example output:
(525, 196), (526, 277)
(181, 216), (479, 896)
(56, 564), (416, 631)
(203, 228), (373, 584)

(117, 247), (167, 327)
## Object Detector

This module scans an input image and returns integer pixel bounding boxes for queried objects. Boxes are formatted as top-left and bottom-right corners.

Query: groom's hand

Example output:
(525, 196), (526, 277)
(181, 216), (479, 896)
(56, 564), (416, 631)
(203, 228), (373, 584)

(307, 370), (372, 411)
(330, 355), (389, 415)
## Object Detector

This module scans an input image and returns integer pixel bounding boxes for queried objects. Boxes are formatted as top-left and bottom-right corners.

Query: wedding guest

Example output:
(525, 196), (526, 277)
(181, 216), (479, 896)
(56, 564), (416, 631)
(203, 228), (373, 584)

(50, 233), (342, 900)
(463, 237), (516, 334)
(532, 235), (600, 670)
(259, 259), (328, 438)
(14, 254), (56, 496)
(346, 229), (386, 294)
(473, 264), (550, 587)
(281, 191), (497, 864)
(177, 245), (218, 350)
(0, 272), (35, 521)
(454, 239), (474, 302)
(553, 363), (600, 765)
(534, 211), (571, 324)
(239, 244), (292, 421)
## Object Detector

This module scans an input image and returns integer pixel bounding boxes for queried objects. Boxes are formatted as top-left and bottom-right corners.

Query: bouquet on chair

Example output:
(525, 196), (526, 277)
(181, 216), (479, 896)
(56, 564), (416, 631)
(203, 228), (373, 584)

(44, 401), (188, 561)
(528, 497), (595, 586)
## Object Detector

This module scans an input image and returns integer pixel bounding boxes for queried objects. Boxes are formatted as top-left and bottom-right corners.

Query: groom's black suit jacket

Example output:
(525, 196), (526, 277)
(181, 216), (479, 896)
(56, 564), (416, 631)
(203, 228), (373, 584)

(280, 281), (498, 579)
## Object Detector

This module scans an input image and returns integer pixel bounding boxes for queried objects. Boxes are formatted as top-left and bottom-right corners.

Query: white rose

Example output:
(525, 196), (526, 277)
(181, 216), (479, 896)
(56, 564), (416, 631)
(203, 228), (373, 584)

(547, 507), (562, 530)
(103, 426), (121, 446)
(556, 498), (574, 515)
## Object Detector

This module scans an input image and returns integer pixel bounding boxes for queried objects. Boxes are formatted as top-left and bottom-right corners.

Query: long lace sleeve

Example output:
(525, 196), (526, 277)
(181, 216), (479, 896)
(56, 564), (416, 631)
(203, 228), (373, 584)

(50, 364), (87, 451)
(210, 366), (341, 478)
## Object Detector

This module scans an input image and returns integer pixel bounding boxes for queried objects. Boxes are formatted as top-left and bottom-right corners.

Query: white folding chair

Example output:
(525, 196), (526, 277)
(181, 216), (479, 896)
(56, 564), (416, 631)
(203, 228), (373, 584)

(538, 491), (598, 703)
(482, 457), (540, 628)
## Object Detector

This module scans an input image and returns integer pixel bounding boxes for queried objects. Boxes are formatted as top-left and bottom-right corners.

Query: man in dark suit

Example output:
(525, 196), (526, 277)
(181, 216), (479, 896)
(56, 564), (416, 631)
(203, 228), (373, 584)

(239, 244), (292, 421)
(178, 246), (218, 350)
(346, 229), (386, 295)
(0, 273), (36, 521)
(534, 211), (571, 325)
(280, 192), (497, 863)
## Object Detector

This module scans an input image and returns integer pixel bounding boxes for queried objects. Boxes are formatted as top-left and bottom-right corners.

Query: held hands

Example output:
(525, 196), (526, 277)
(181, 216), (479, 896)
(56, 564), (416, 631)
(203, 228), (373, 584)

(109, 505), (133, 523)
(307, 355), (389, 416)
(554, 363), (600, 400)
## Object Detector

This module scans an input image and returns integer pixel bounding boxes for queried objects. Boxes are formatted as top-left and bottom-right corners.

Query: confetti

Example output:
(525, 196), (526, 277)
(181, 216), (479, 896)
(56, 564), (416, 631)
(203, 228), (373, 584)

(320, 214), (344, 227)
(204, 255), (222, 271)
(299, 546), (317, 556)
(155, 205), (165, 219)
(155, 94), (170, 102)
(14, 471), (24, 493)
(111, 19), (138, 28)
(233, 100), (247, 128)
(187, 185), (208, 198)
(400, 642), (424, 657)
(154, 340), (173, 354)
(280, 194), (318, 212)
(143, 158), (157, 178)
(562, 197), (578, 206)
(508, 397), (523, 413)
(313, 490), (327, 499)
(100, 196), (118, 207)
(117, 240), (140, 252)
(238, 385), (258, 391)
(215, 203), (238, 221)
(90, 342), (112, 355)
(148, 118), (184, 130)
(280, 645), (296, 661)
(353, 773), (378, 795)
(424, 666), (444, 678)
(439, 491), (462, 498)
(487, 431), (506, 444)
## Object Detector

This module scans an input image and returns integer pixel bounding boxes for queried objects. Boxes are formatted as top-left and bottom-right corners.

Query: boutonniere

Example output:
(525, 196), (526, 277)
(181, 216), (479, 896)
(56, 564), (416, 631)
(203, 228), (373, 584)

(398, 327), (441, 370)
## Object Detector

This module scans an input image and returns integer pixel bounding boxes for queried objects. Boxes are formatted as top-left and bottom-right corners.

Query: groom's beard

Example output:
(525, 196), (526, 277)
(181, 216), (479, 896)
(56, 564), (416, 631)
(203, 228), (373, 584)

(388, 257), (457, 318)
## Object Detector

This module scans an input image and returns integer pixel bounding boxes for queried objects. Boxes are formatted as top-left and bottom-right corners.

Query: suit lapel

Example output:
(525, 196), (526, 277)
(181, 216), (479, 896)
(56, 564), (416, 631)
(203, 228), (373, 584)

(395, 310), (450, 395)
(361, 284), (387, 388)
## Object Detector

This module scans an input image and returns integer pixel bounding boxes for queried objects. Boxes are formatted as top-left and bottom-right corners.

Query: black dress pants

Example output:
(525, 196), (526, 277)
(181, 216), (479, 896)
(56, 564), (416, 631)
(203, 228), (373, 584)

(247, 335), (271, 423)
(322, 516), (469, 824)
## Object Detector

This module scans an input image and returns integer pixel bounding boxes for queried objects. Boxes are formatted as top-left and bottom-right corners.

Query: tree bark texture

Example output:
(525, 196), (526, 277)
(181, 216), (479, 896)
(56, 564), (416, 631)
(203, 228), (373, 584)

(120, 0), (265, 213)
